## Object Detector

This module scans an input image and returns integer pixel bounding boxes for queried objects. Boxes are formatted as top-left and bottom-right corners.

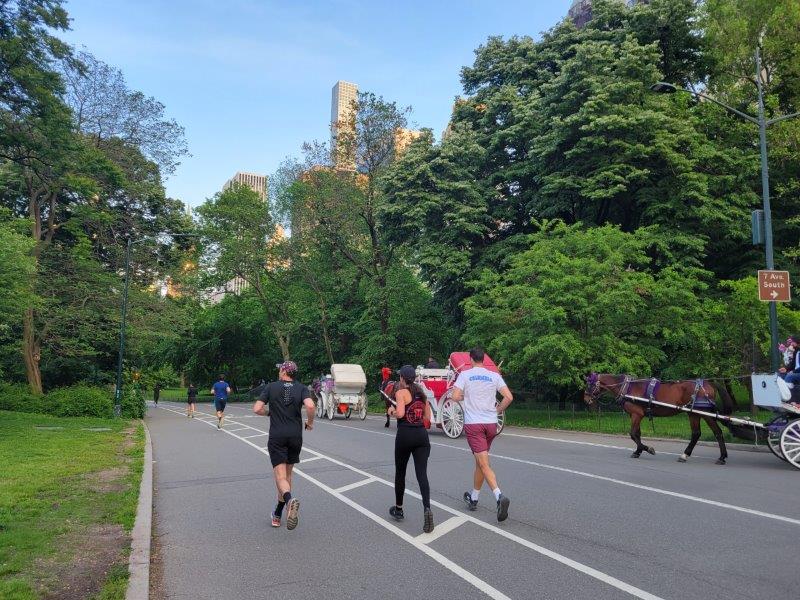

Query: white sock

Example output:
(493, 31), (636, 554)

(493, 488), (502, 501)
(470, 489), (480, 501)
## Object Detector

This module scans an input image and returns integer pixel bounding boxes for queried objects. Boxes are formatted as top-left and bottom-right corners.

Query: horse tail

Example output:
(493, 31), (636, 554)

(710, 381), (735, 416)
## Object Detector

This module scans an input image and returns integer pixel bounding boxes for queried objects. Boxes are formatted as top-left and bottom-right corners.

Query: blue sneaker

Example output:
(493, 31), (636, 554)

(463, 492), (478, 511)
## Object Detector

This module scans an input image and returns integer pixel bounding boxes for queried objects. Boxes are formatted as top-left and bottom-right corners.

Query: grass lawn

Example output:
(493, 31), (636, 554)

(0, 411), (144, 600)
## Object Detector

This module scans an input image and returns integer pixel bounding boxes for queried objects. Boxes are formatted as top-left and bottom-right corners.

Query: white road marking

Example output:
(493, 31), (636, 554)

(242, 433), (268, 439)
(225, 427), (249, 432)
(300, 456), (323, 463)
(317, 420), (800, 528)
(158, 405), (511, 600)
(335, 478), (377, 493)
(416, 515), (467, 544)
(156, 404), (664, 600)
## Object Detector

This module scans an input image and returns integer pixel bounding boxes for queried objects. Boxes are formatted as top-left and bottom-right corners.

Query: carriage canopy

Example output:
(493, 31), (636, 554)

(448, 352), (500, 375)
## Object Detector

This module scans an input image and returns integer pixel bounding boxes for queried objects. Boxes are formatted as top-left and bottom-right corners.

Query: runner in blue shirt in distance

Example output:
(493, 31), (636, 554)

(210, 374), (231, 429)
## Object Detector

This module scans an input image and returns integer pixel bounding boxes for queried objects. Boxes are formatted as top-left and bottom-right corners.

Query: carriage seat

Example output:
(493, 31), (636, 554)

(420, 379), (449, 401)
(776, 377), (792, 401)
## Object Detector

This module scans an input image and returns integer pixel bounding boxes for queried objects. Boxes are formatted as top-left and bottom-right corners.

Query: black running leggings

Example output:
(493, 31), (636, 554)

(394, 426), (431, 509)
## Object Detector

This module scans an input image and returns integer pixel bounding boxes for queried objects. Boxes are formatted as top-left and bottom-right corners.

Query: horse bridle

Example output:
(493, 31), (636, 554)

(585, 374), (631, 403)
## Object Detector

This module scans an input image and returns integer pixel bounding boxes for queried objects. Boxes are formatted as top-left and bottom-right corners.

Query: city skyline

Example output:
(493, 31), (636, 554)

(62, 1), (573, 207)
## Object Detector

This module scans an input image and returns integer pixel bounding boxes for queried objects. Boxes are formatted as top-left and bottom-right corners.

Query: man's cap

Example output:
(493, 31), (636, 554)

(276, 360), (298, 374)
(398, 364), (416, 382)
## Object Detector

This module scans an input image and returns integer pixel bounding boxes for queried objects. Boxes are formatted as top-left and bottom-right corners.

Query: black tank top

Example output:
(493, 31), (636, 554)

(398, 384), (427, 428)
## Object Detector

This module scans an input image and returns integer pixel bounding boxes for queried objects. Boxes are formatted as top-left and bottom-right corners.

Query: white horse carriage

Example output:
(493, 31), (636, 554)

(315, 363), (368, 421)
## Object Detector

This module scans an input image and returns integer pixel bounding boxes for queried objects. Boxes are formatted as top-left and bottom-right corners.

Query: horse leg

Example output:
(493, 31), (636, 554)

(629, 409), (645, 458)
(704, 416), (728, 465)
(679, 414), (701, 463)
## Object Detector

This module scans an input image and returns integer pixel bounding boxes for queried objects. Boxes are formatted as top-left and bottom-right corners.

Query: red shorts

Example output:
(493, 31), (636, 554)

(464, 423), (498, 454)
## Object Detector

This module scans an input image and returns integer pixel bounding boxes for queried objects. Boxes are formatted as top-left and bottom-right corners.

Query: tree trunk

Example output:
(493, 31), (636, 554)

(23, 308), (43, 395)
(276, 329), (291, 361)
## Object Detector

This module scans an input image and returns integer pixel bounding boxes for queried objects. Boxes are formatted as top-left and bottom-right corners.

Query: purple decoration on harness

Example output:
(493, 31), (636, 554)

(646, 378), (660, 400)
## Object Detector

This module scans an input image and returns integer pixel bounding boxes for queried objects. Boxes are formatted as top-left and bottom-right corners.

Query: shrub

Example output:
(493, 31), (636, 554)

(0, 382), (48, 413)
(48, 385), (114, 418)
(120, 386), (146, 419)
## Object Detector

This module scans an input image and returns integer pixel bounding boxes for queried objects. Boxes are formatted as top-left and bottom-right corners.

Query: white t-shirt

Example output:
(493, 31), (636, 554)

(454, 366), (507, 425)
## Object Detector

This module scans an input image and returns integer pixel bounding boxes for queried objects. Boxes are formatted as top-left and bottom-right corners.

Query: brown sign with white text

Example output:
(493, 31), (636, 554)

(758, 270), (791, 302)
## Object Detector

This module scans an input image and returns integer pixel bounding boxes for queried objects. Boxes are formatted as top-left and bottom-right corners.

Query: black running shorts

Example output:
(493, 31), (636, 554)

(268, 435), (303, 467)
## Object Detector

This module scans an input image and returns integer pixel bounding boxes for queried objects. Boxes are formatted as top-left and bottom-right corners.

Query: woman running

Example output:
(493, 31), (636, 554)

(187, 383), (197, 418)
(388, 365), (434, 533)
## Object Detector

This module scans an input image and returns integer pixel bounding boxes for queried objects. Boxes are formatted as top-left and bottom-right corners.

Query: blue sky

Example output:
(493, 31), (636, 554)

(63, 0), (572, 207)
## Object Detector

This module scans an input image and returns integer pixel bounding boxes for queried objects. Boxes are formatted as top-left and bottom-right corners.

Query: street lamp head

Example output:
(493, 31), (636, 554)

(650, 82), (678, 94)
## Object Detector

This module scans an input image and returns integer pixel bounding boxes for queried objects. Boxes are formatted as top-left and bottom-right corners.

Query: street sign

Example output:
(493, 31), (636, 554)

(758, 270), (791, 302)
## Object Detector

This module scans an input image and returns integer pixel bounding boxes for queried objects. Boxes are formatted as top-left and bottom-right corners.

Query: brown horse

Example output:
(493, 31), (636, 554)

(583, 373), (730, 465)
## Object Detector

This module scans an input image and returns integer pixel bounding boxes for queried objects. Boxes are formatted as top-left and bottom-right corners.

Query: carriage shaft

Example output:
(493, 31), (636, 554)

(621, 394), (767, 430)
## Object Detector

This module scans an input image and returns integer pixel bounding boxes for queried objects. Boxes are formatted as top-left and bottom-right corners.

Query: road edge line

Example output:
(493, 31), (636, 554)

(126, 420), (153, 600)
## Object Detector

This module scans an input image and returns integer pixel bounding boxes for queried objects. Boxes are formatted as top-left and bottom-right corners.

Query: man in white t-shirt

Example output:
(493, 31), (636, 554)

(452, 347), (514, 522)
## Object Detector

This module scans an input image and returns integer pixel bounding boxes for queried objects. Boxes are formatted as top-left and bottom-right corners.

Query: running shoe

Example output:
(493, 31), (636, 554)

(463, 492), (478, 511)
(423, 508), (434, 533)
(496, 494), (510, 522)
(389, 506), (404, 521)
(270, 512), (281, 528)
(286, 498), (300, 530)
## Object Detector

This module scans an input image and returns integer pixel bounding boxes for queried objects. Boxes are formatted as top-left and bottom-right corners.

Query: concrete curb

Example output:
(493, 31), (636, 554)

(126, 421), (153, 600)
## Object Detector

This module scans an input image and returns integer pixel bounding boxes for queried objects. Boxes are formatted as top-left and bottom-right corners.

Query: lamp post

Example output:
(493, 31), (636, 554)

(114, 233), (199, 416)
(650, 48), (800, 372)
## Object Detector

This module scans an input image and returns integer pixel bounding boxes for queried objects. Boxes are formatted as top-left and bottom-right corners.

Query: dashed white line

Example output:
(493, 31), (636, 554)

(156, 403), (664, 600)
(416, 515), (467, 544)
(335, 478), (377, 493)
(317, 420), (800, 528)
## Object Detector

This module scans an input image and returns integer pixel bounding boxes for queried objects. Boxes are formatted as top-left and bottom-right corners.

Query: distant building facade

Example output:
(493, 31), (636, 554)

(330, 80), (358, 169)
(223, 171), (267, 201)
(394, 127), (422, 157)
(568, 0), (644, 29)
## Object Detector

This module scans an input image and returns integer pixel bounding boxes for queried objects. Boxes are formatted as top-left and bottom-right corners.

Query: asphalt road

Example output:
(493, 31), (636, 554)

(148, 401), (800, 600)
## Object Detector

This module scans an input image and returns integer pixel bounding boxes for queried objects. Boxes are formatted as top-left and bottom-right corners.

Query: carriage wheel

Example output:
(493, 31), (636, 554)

(345, 406), (352, 419)
(779, 420), (800, 470)
(441, 398), (464, 438)
(767, 423), (787, 462)
(326, 397), (335, 420)
(496, 406), (506, 435)
(358, 396), (368, 420)
(315, 396), (324, 419)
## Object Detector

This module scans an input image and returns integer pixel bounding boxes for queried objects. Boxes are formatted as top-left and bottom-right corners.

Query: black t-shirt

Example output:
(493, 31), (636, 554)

(187, 386), (197, 399)
(259, 380), (312, 437)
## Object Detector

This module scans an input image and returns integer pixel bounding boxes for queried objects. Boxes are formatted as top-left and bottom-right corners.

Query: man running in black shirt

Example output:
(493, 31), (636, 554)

(253, 360), (315, 530)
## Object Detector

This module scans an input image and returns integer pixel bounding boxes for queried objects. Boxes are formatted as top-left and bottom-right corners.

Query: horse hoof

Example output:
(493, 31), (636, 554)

(646, 446), (656, 456)
(715, 458), (726, 465)
(630, 452), (641, 458)
(677, 455), (687, 463)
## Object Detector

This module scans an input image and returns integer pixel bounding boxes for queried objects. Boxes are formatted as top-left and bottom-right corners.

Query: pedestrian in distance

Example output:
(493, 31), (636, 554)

(153, 383), (160, 405)
(425, 356), (440, 369)
(381, 364), (392, 428)
(252, 360), (315, 530)
(451, 347), (514, 522)
(187, 382), (197, 418)
(210, 374), (231, 429)
(388, 364), (434, 533)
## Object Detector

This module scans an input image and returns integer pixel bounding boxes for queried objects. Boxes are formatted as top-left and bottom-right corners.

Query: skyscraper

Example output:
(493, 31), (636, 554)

(394, 127), (422, 157)
(330, 80), (358, 169)
(223, 171), (268, 201)
(568, 0), (638, 29)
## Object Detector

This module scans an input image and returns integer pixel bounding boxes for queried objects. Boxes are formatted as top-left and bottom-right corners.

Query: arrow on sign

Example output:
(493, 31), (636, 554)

(771, 291), (779, 299)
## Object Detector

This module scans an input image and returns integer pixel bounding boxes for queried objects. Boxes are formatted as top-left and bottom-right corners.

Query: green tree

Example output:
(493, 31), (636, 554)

(463, 222), (717, 388)
(197, 183), (296, 359)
